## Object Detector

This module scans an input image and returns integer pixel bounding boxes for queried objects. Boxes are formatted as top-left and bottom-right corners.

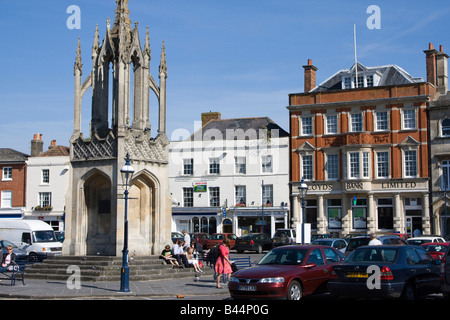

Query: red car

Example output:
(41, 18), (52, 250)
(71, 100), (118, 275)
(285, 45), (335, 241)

(421, 242), (450, 261)
(204, 233), (237, 249)
(228, 245), (345, 300)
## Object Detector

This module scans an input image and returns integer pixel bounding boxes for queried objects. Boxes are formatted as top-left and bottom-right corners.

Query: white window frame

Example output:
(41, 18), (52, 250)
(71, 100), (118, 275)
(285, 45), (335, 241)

(325, 114), (338, 134)
(347, 150), (370, 179)
(350, 113), (363, 132)
(39, 192), (52, 208)
(325, 153), (339, 180)
(375, 111), (389, 132)
(2, 167), (12, 181)
(301, 155), (313, 181)
(262, 184), (273, 206)
(1, 191), (12, 208)
(402, 109), (417, 130)
(235, 157), (246, 174)
(301, 116), (313, 136)
(261, 155), (273, 173)
(209, 157), (220, 175)
(441, 119), (450, 137)
(376, 151), (390, 178)
(42, 169), (50, 184)
(403, 150), (417, 178)
(235, 185), (246, 206)
(183, 158), (194, 175)
(209, 186), (220, 207)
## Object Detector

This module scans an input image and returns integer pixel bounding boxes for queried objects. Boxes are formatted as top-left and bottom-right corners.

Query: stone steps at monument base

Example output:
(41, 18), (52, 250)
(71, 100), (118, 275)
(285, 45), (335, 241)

(24, 255), (214, 282)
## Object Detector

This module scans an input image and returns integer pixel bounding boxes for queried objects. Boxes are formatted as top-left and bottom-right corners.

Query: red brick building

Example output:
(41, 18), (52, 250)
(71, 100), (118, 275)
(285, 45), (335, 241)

(0, 148), (29, 218)
(288, 46), (438, 237)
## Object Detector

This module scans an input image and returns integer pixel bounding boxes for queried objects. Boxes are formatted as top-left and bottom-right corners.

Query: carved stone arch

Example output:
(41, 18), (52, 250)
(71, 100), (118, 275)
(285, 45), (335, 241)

(80, 168), (116, 256)
(126, 168), (160, 254)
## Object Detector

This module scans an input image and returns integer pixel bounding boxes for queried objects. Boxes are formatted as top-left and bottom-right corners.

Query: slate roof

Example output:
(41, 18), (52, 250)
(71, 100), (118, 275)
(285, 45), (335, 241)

(188, 117), (289, 141)
(311, 62), (424, 92)
(0, 148), (30, 163)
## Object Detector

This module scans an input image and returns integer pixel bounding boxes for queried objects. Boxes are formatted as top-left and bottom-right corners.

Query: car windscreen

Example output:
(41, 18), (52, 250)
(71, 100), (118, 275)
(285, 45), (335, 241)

(33, 231), (57, 243)
(258, 248), (307, 265)
(346, 248), (397, 263)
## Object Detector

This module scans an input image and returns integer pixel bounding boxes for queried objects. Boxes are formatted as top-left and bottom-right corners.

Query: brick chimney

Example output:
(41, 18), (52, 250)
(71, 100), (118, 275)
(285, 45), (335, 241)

(424, 43), (438, 87)
(31, 133), (43, 156)
(48, 140), (56, 149)
(201, 112), (221, 127)
(436, 45), (449, 94)
(303, 59), (318, 93)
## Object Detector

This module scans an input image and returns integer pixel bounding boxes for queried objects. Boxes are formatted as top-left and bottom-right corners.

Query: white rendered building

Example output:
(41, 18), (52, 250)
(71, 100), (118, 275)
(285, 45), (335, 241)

(169, 113), (290, 237)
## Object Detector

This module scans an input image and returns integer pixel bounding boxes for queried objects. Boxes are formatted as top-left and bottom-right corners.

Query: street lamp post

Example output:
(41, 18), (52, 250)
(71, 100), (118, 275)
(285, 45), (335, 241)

(120, 153), (134, 293)
(298, 179), (308, 245)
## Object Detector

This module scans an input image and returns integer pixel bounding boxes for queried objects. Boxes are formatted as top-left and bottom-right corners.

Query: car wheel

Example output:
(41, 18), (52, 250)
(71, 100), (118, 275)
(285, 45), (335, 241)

(286, 280), (302, 300)
(29, 252), (39, 262)
(401, 281), (415, 300)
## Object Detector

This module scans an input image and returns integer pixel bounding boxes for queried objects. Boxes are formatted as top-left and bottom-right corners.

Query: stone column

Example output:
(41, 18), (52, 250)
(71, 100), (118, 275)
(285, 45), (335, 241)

(367, 193), (375, 233)
(317, 195), (326, 234)
(394, 193), (401, 232)
(422, 193), (431, 234)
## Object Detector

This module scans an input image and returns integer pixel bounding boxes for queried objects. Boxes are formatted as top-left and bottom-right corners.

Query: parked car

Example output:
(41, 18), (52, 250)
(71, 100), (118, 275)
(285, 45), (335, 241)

(344, 236), (370, 256)
(204, 233), (237, 249)
(272, 229), (296, 247)
(234, 233), (273, 253)
(310, 233), (339, 241)
(378, 235), (407, 245)
(311, 238), (348, 253)
(171, 231), (184, 244)
(328, 245), (441, 300)
(228, 245), (345, 300)
(387, 233), (410, 241)
(189, 233), (210, 249)
(407, 235), (446, 246)
(441, 244), (450, 299)
(421, 242), (449, 261)
(0, 239), (28, 263)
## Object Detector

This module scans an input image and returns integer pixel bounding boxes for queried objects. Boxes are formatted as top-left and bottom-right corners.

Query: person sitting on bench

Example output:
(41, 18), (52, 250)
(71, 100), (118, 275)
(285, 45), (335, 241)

(1, 245), (16, 272)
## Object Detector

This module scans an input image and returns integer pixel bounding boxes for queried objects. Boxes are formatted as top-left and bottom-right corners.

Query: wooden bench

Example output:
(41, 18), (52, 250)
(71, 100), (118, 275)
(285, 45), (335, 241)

(0, 262), (26, 286)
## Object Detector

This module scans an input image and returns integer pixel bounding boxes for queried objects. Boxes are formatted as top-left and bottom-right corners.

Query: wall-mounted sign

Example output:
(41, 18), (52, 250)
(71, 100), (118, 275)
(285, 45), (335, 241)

(193, 182), (207, 192)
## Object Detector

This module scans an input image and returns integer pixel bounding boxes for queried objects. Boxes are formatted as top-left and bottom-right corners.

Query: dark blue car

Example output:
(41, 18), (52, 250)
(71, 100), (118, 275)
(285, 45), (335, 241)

(328, 245), (441, 300)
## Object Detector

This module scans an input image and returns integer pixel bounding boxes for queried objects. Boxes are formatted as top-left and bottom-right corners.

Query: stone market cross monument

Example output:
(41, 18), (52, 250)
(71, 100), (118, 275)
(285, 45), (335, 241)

(63, 0), (171, 256)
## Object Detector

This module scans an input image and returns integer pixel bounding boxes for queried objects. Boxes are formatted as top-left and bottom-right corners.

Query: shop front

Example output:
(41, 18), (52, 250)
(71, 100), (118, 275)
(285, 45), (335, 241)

(172, 207), (222, 235)
(230, 207), (289, 237)
(294, 179), (430, 237)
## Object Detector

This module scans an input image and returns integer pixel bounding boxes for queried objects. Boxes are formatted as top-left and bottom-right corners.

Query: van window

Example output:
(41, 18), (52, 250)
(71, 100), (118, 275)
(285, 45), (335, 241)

(33, 231), (57, 242)
(22, 232), (32, 244)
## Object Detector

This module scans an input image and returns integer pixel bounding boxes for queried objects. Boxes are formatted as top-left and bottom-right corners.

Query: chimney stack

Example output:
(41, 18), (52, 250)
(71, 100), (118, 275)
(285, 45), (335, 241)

(436, 45), (449, 94)
(424, 42), (438, 87)
(49, 140), (56, 149)
(303, 59), (318, 93)
(31, 133), (43, 157)
(201, 112), (221, 127)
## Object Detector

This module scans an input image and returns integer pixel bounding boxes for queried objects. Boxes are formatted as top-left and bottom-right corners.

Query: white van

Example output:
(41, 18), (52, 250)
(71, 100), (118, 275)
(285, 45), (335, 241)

(0, 219), (63, 261)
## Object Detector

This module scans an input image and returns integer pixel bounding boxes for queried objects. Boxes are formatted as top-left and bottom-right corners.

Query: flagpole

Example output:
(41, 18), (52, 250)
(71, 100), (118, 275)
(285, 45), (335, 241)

(354, 24), (358, 88)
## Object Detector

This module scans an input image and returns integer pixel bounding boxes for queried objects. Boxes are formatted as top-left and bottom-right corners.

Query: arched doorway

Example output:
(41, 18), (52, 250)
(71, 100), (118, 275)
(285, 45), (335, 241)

(84, 171), (115, 256)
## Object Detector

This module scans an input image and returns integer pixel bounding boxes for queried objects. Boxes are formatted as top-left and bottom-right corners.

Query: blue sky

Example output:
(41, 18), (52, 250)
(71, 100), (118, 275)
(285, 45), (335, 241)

(1, 0), (450, 154)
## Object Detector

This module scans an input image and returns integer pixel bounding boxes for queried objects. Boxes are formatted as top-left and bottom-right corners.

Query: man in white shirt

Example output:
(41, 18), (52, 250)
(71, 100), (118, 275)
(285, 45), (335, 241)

(182, 229), (191, 249)
(172, 240), (189, 268)
(368, 233), (382, 246)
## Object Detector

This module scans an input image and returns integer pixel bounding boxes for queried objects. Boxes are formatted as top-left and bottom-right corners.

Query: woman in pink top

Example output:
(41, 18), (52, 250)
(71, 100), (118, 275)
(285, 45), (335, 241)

(215, 238), (232, 288)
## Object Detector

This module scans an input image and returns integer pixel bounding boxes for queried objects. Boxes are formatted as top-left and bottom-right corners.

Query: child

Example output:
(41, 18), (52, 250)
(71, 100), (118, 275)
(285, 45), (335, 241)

(160, 245), (179, 268)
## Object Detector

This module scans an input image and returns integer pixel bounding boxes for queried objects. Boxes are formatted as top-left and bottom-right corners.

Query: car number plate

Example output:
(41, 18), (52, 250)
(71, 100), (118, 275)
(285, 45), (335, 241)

(346, 272), (368, 278)
(238, 285), (257, 291)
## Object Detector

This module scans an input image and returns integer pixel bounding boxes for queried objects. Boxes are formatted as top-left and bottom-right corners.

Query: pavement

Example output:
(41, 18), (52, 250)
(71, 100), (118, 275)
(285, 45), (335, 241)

(0, 274), (229, 300)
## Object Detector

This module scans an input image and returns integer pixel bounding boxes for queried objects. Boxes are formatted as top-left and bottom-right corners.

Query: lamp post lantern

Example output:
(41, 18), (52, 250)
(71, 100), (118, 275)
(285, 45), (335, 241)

(120, 153), (134, 292)
(298, 179), (308, 245)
